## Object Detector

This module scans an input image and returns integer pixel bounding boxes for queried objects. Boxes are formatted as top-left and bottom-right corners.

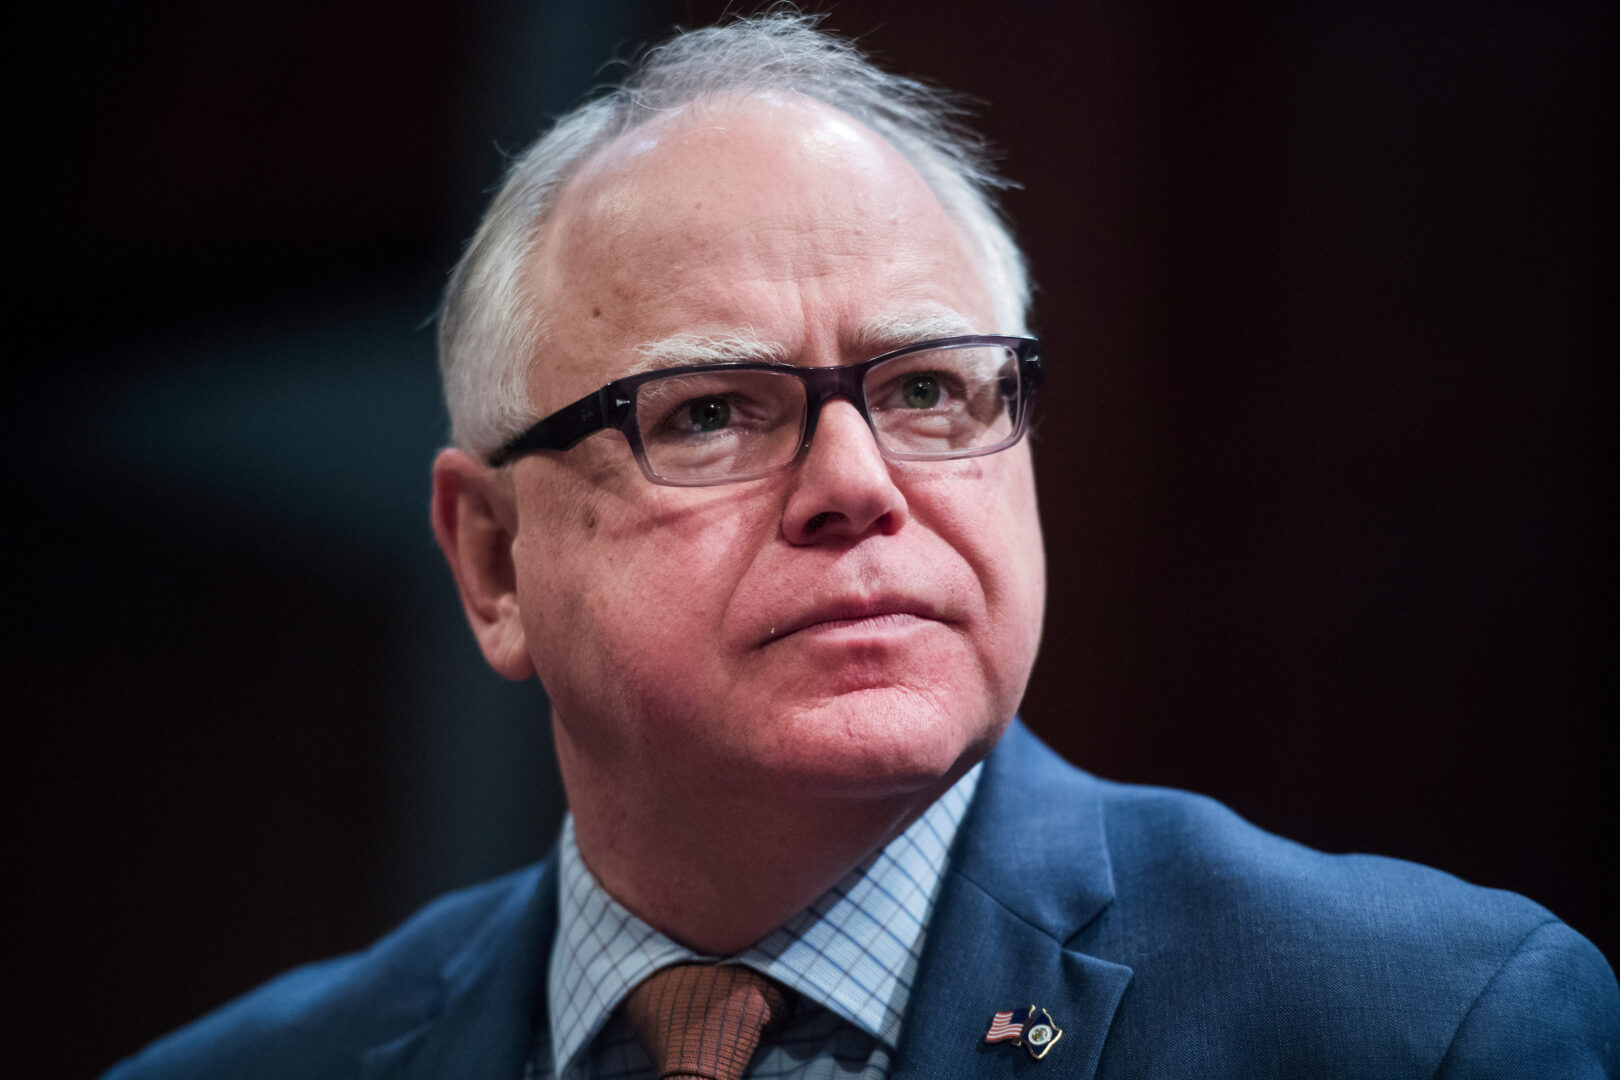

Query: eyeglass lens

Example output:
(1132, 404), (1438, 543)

(633, 343), (1021, 482)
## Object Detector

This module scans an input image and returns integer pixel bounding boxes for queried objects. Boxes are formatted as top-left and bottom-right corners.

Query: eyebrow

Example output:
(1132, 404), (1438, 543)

(620, 329), (789, 378)
(852, 310), (980, 354)
(618, 309), (981, 379)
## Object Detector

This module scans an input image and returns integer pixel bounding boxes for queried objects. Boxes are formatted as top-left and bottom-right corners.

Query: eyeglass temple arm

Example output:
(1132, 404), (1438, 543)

(486, 384), (632, 467)
(1020, 350), (1044, 392)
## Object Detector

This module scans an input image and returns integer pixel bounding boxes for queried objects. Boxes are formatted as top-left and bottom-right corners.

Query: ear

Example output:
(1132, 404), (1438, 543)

(431, 447), (536, 681)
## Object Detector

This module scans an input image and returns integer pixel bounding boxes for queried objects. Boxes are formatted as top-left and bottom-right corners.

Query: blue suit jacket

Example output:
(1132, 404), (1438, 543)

(106, 722), (1619, 1078)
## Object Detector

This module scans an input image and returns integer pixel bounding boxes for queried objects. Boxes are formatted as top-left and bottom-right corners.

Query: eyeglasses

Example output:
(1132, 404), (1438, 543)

(487, 335), (1042, 486)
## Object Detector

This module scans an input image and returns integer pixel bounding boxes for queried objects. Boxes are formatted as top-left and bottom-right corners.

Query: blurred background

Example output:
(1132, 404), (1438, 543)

(7, 2), (1614, 1073)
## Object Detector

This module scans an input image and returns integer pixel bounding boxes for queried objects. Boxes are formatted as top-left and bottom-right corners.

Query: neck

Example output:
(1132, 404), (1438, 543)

(555, 722), (966, 956)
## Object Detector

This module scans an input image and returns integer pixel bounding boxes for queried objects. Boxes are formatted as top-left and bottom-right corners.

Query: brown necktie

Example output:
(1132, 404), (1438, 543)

(620, 963), (792, 1080)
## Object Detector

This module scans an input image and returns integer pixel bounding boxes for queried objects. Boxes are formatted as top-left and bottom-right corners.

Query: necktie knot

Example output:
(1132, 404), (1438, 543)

(621, 963), (792, 1080)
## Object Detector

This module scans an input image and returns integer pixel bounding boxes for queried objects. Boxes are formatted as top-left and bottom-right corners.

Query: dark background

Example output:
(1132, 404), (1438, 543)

(7, 3), (1614, 1074)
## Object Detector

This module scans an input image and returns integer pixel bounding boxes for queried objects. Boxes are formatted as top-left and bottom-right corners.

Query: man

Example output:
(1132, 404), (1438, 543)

(106, 12), (1617, 1079)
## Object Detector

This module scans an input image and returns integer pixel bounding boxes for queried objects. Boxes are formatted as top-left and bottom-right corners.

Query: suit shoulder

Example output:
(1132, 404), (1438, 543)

(101, 862), (550, 1080)
(1092, 776), (1557, 946)
(1082, 777), (1618, 1070)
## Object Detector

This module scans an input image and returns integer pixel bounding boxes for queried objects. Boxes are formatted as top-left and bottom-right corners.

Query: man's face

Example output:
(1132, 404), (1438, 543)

(509, 95), (1045, 803)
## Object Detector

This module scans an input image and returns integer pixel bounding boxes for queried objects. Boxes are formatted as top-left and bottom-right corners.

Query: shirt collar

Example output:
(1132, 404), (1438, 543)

(546, 763), (981, 1079)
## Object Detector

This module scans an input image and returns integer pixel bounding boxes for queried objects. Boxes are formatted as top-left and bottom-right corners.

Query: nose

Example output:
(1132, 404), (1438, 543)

(781, 398), (910, 544)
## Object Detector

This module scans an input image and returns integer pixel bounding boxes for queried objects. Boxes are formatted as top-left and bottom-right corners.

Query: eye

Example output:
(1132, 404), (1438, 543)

(686, 396), (732, 431)
(899, 374), (943, 408)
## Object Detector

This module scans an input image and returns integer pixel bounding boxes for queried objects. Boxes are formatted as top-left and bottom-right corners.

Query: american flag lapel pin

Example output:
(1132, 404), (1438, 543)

(985, 1005), (1063, 1061)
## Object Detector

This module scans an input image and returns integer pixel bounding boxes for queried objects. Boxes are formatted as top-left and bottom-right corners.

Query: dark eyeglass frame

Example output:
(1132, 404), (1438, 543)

(486, 334), (1043, 486)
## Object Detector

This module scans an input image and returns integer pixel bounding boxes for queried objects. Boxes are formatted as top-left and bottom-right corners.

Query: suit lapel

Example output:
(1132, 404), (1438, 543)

(360, 858), (559, 1080)
(891, 723), (1133, 1080)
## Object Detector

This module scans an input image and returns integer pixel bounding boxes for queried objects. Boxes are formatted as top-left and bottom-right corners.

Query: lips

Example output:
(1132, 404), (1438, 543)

(762, 594), (944, 644)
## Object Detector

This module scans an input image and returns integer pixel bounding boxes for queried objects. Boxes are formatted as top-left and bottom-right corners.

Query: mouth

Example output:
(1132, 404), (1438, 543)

(764, 596), (942, 645)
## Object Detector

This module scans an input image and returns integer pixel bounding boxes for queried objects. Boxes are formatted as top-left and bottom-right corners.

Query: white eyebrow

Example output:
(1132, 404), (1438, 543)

(854, 310), (981, 353)
(621, 329), (788, 377)
(619, 310), (981, 379)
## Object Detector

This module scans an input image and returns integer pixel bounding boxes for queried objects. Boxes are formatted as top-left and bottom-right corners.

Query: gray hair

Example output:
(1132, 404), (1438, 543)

(438, 10), (1030, 458)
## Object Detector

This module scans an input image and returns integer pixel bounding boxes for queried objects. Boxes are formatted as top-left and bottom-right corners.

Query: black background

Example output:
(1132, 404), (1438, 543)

(7, 3), (1614, 1074)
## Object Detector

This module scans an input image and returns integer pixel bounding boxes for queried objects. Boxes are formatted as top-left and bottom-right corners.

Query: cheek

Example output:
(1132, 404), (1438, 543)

(917, 454), (1046, 679)
(916, 453), (1044, 594)
(993, 456), (1047, 659)
(513, 474), (778, 721)
(1000, 455), (1047, 607)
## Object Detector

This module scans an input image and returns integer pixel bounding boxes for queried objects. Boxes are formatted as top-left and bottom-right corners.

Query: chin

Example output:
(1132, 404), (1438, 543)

(748, 688), (1008, 799)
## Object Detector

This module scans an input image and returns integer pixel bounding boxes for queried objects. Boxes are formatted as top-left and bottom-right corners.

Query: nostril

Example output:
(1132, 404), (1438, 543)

(806, 512), (832, 533)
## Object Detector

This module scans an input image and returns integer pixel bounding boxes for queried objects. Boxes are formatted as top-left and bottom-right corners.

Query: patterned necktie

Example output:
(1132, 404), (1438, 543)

(621, 963), (792, 1080)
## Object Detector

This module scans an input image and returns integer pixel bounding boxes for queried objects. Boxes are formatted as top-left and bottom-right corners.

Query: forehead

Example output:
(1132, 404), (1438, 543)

(524, 94), (996, 409)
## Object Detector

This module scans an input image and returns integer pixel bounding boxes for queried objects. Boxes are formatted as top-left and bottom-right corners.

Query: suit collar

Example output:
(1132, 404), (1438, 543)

(360, 858), (558, 1080)
(952, 720), (1119, 939)
(891, 721), (1133, 1080)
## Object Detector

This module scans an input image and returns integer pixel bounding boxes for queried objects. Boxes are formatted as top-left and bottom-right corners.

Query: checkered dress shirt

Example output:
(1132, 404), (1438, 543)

(526, 764), (982, 1080)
